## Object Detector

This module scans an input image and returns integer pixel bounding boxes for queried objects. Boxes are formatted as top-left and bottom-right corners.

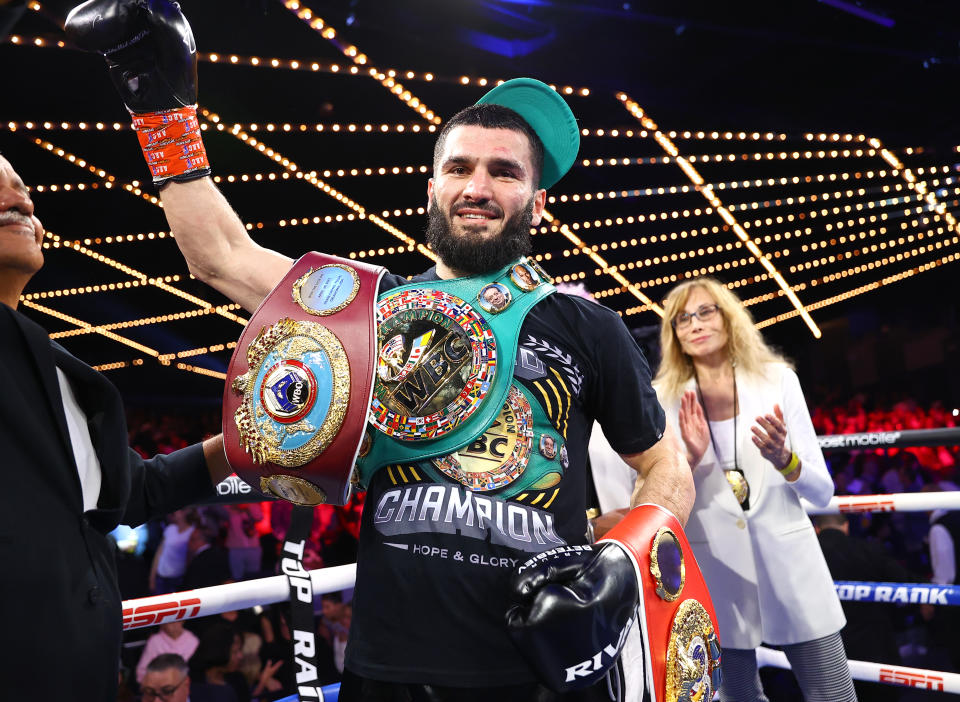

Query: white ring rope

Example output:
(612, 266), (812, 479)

(757, 646), (960, 694)
(804, 490), (960, 515)
(122, 561), (960, 694)
(121, 563), (355, 631)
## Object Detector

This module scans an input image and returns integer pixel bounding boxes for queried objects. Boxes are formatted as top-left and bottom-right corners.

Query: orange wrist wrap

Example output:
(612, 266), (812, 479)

(131, 106), (209, 185)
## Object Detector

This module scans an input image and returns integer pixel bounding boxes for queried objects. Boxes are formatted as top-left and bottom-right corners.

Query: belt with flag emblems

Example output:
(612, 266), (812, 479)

(354, 257), (556, 488)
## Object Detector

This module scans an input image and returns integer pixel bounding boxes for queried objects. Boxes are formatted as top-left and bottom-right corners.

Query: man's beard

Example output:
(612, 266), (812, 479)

(424, 197), (533, 276)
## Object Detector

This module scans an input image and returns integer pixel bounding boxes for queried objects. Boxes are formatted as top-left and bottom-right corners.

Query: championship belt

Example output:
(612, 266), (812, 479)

(601, 505), (723, 702)
(354, 257), (555, 487)
(223, 253), (385, 506)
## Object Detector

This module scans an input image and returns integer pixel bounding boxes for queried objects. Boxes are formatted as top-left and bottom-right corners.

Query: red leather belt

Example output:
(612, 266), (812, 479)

(223, 252), (385, 505)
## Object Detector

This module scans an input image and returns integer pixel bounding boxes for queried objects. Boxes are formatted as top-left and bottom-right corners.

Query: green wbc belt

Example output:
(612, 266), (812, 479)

(355, 258), (555, 487)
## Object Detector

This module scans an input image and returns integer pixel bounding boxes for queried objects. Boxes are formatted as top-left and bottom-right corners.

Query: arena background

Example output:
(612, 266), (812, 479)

(1, 0), (959, 408)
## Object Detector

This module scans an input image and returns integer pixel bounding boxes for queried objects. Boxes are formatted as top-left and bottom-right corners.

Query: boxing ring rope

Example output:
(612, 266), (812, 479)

(123, 564), (960, 696)
(122, 564), (355, 631)
(804, 490), (960, 515)
(168, 425), (960, 697)
(757, 647), (960, 695)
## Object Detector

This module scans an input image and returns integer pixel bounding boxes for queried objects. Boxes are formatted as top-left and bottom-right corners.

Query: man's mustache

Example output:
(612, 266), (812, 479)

(0, 211), (34, 228)
(450, 201), (503, 218)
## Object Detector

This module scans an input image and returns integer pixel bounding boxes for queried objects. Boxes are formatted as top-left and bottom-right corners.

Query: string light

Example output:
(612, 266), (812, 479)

(21, 275), (182, 301)
(21, 299), (160, 356)
(32, 138), (160, 207)
(175, 363), (227, 380)
(578, 148), (879, 170)
(540, 210), (663, 314)
(617, 92), (821, 337)
(8, 21), (959, 338)
(7, 21), (593, 97)
(4, 119), (435, 134)
(757, 248), (960, 329)
(315, 165), (430, 178)
(48, 304), (243, 339)
(871, 137), (960, 237)
(201, 107), (437, 262)
(280, 1), (441, 124)
(42, 229), (247, 325)
(157, 341), (238, 363)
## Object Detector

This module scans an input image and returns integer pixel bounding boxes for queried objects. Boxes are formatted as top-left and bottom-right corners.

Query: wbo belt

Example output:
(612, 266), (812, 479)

(355, 257), (555, 488)
(223, 252), (385, 506)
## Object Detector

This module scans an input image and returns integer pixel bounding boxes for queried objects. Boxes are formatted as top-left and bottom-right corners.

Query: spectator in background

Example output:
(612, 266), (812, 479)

(190, 621), (248, 702)
(928, 482), (960, 671)
(141, 654), (191, 702)
(654, 277), (854, 702)
(333, 602), (352, 675)
(815, 512), (918, 702)
(182, 526), (231, 592)
(262, 606), (337, 694)
(225, 504), (264, 581)
(150, 508), (198, 594)
(136, 621), (199, 683)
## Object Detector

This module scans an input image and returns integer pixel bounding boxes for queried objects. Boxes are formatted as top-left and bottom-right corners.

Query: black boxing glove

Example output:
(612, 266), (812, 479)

(505, 543), (639, 693)
(65, 0), (197, 112)
(66, 0), (210, 186)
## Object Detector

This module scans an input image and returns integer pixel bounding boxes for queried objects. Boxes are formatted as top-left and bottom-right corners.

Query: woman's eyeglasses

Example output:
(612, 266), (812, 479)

(672, 303), (720, 330)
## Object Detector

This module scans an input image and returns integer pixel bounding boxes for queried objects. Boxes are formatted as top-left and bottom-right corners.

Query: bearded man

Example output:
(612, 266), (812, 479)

(66, 1), (725, 699)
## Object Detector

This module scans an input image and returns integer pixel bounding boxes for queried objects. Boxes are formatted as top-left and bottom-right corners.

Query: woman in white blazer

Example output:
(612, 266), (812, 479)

(653, 277), (855, 702)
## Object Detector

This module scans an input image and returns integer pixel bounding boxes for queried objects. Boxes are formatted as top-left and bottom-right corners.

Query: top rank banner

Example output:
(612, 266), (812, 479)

(834, 581), (960, 607)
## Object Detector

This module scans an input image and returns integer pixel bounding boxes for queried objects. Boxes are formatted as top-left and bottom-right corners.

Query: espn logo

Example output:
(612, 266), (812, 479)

(837, 499), (895, 513)
(122, 597), (201, 630)
(879, 668), (944, 691)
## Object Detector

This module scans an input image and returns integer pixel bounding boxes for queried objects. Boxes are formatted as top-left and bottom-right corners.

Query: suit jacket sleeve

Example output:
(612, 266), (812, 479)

(121, 443), (215, 527)
(780, 367), (834, 507)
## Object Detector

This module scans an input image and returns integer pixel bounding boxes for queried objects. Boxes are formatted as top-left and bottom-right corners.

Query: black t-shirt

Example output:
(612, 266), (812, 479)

(346, 267), (665, 686)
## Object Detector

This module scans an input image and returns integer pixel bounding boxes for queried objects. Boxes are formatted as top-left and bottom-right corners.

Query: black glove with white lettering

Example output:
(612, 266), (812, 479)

(505, 543), (639, 693)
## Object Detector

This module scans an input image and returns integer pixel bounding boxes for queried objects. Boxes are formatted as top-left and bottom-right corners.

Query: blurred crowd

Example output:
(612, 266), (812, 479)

(115, 409), (360, 701)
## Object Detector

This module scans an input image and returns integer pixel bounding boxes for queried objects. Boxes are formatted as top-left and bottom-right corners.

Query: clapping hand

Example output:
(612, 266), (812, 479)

(258, 659), (284, 692)
(752, 404), (791, 470)
(678, 390), (710, 469)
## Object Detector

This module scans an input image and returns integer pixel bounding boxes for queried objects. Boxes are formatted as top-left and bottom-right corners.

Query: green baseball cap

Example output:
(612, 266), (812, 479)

(476, 77), (580, 189)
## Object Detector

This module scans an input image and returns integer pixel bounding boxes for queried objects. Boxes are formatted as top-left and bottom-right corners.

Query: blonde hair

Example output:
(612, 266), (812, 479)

(654, 277), (790, 400)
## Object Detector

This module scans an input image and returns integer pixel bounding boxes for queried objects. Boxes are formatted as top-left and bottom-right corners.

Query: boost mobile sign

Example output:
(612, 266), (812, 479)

(818, 432), (901, 449)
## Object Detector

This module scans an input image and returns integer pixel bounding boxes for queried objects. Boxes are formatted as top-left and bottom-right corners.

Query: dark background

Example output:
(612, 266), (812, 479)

(2, 0), (959, 408)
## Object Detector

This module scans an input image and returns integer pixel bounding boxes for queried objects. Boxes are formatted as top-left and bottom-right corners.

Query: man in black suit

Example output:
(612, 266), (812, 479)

(182, 526), (232, 591)
(0, 154), (232, 700)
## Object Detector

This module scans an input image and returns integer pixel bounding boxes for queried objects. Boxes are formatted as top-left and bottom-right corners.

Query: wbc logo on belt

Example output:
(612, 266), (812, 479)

(370, 288), (497, 441)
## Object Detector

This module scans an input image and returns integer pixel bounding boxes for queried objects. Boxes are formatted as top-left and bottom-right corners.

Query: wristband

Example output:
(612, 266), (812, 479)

(130, 105), (210, 187)
(778, 451), (800, 476)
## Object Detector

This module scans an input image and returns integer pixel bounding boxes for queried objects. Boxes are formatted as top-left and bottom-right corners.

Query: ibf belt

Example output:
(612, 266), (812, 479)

(600, 506), (723, 702)
(355, 258), (555, 487)
(223, 252), (385, 506)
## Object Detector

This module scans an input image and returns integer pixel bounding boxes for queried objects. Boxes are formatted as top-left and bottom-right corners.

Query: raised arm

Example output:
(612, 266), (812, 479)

(66, 0), (293, 312)
(160, 179), (292, 312)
